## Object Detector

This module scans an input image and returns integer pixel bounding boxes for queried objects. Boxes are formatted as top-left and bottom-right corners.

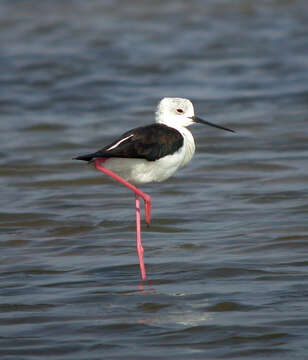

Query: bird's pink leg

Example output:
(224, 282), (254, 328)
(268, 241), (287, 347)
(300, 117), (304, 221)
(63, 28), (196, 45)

(135, 194), (146, 281)
(94, 159), (152, 225)
(94, 158), (149, 280)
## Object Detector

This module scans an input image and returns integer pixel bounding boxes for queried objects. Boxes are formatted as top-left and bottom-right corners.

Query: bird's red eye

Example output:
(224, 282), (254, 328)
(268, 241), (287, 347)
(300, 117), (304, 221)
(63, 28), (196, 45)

(176, 108), (184, 114)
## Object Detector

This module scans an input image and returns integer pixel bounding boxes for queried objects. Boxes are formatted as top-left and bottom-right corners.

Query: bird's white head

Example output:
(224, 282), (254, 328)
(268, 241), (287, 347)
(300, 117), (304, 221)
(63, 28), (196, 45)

(155, 97), (235, 133)
(155, 98), (195, 129)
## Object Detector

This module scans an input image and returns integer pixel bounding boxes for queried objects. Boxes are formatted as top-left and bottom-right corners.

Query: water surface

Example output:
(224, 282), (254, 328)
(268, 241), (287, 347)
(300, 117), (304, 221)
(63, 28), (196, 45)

(1, 1), (308, 359)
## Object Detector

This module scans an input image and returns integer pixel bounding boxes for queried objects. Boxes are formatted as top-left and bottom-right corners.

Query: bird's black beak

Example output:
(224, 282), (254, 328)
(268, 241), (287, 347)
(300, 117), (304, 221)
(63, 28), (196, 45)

(190, 116), (235, 133)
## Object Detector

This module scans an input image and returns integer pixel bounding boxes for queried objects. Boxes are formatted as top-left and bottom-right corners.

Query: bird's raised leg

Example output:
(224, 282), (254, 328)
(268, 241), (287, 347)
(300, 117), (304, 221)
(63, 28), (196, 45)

(135, 194), (146, 280)
(94, 158), (149, 281)
(94, 159), (152, 225)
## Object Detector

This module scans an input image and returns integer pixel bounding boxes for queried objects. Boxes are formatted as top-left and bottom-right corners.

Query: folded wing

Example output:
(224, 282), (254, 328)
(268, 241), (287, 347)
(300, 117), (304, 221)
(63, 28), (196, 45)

(74, 124), (183, 162)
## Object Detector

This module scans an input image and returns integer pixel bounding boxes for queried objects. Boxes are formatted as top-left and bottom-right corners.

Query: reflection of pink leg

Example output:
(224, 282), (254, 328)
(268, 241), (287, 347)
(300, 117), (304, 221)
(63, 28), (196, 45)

(135, 195), (146, 280)
(94, 159), (152, 226)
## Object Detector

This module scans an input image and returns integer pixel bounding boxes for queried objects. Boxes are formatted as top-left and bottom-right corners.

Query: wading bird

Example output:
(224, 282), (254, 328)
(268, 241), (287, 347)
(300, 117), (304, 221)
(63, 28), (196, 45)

(75, 98), (234, 281)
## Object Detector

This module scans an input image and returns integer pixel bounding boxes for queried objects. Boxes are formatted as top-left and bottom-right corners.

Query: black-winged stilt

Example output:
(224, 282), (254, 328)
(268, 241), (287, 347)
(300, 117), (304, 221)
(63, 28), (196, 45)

(75, 98), (234, 281)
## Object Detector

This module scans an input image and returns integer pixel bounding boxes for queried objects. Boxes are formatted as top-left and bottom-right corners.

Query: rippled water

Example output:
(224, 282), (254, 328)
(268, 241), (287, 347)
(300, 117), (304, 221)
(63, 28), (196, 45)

(1, 0), (308, 359)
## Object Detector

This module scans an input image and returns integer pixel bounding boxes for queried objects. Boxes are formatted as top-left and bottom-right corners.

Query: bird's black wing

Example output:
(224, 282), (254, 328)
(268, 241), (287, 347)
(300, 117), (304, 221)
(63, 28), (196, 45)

(74, 124), (183, 162)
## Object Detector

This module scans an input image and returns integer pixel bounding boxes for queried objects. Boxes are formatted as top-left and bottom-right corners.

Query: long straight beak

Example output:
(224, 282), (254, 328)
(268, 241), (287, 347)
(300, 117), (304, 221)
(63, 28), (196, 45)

(190, 116), (235, 133)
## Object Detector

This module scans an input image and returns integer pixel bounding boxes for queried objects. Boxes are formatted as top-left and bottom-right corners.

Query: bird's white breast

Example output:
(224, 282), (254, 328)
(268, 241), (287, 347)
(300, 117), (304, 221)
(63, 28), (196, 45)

(178, 127), (196, 167)
(102, 127), (195, 185)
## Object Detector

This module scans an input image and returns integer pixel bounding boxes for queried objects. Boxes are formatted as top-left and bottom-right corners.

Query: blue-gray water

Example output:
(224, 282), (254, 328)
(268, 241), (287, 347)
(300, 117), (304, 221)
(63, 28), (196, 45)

(1, 1), (308, 359)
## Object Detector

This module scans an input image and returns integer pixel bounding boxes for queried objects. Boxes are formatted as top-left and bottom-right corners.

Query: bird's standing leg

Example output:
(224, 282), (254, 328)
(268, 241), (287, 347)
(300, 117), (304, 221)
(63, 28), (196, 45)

(94, 158), (150, 281)
(93, 159), (152, 225)
(135, 194), (146, 280)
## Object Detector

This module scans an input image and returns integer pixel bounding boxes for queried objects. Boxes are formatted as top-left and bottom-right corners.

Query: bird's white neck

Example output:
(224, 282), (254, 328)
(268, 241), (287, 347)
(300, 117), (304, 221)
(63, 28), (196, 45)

(175, 125), (196, 167)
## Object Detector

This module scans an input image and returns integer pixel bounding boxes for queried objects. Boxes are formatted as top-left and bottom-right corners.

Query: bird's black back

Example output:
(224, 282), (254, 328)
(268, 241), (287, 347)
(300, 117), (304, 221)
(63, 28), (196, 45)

(75, 123), (184, 162)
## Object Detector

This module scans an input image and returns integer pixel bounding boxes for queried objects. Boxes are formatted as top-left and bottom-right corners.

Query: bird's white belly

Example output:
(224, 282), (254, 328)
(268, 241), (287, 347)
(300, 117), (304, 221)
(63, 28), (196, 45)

(97, 128), (195, 185)
(102, 146), (188, 185)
